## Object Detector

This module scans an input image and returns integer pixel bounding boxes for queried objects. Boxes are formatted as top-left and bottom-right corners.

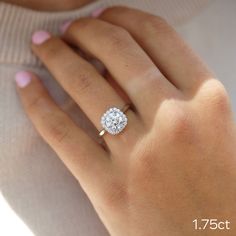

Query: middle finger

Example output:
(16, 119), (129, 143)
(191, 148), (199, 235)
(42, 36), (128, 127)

(62, 18), (178, 122)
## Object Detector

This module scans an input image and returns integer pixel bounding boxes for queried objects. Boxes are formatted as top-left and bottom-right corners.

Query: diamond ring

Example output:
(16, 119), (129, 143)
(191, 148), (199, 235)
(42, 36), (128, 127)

(99, 104), (130, 137)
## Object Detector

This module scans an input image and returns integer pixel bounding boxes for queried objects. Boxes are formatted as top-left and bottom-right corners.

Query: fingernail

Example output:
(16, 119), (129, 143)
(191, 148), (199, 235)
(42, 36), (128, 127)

(91, 7), (106, 18)
(32, 30), (51, 45)
(15, 71), (32, 88)
(60, 20), (73, 34)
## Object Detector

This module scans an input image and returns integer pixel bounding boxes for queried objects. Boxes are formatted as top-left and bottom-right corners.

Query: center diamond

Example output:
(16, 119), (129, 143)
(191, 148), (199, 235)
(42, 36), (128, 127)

(101, 107), (128, 135)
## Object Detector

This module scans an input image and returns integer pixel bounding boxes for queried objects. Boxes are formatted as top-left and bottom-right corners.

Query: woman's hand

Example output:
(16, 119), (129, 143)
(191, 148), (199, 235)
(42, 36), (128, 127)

(15, 7), (236, 236)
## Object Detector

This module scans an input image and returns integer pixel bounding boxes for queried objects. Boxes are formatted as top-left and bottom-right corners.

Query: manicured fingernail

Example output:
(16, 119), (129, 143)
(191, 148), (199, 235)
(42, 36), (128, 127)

(32, 30), (51, 45)
(91, 7), (106, 18)
(15, 71), (32, 88)
(60, 20), (73, 34)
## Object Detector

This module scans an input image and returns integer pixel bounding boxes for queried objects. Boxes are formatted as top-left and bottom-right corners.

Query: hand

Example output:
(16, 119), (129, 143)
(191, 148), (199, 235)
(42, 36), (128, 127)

(15, 7), (236, 236)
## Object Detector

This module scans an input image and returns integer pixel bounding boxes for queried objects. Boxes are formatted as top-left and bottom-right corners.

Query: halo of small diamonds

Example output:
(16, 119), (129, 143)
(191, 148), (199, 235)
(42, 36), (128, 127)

(101, 107), (128, 135)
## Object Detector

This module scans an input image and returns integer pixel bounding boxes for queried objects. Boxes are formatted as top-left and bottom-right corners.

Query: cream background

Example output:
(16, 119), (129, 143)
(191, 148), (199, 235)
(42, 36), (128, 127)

(178, 0), (236, 114)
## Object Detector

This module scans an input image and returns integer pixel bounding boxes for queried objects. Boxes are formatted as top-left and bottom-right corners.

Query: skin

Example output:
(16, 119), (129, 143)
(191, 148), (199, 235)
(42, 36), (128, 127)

(3, 0), (94, 11)
(16, 6), (236, 236)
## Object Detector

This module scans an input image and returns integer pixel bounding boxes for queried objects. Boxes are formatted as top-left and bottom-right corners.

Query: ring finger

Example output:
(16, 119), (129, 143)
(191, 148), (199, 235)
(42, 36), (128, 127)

(31, 33), (142, 151)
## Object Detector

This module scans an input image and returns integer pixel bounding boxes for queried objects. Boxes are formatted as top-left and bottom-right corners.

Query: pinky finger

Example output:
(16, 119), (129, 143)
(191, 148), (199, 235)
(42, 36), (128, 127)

(15, 71), (110, 197)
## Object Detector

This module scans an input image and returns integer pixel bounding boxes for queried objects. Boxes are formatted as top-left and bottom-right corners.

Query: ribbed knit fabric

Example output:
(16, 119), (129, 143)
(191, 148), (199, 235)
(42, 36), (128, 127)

(0, 0), (211, 67)
(0, 1), (210, 236)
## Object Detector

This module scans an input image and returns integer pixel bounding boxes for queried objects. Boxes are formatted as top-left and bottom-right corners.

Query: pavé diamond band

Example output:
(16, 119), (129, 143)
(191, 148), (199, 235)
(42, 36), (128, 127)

(99, 104), (130, 137)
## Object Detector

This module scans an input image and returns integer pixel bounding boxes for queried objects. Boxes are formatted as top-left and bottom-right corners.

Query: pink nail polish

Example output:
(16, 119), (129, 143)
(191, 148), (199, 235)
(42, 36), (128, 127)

(32, 30), (51, 45)
(15, 71), (32, 88)
(91, 7), (106, 18)
(60, 20), (73, 34)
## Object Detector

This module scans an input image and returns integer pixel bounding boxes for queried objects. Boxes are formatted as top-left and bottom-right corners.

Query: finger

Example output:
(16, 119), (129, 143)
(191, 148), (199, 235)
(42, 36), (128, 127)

(31, 32), (142, 152)
(62, 18), (178, 121)
(99, 7), (213, 93)
(15, 71), (111, 197)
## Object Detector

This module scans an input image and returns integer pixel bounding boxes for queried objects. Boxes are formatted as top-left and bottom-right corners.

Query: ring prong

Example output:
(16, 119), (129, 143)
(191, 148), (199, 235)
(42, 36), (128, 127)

(99, 129), (106, 137)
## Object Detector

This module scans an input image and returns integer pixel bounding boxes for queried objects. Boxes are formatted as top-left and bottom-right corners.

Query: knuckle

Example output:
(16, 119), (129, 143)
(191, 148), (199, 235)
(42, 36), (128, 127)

(101, 26), (132, 53)
(71, 18), (133, 54)
(26, 91), (45, 113)
(47, 116), (70, 144)
(139, 68), (165, 90)
(167, 107), (193, 141)
(26, 95), (71, 145)
(201, 80), (231, 114)
(141, 15), (169, 35)
(74, 72), (93, 95)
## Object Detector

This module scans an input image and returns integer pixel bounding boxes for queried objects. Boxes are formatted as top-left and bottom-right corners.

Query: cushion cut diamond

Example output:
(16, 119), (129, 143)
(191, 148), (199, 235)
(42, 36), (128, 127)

(101, 107), (128, 135)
